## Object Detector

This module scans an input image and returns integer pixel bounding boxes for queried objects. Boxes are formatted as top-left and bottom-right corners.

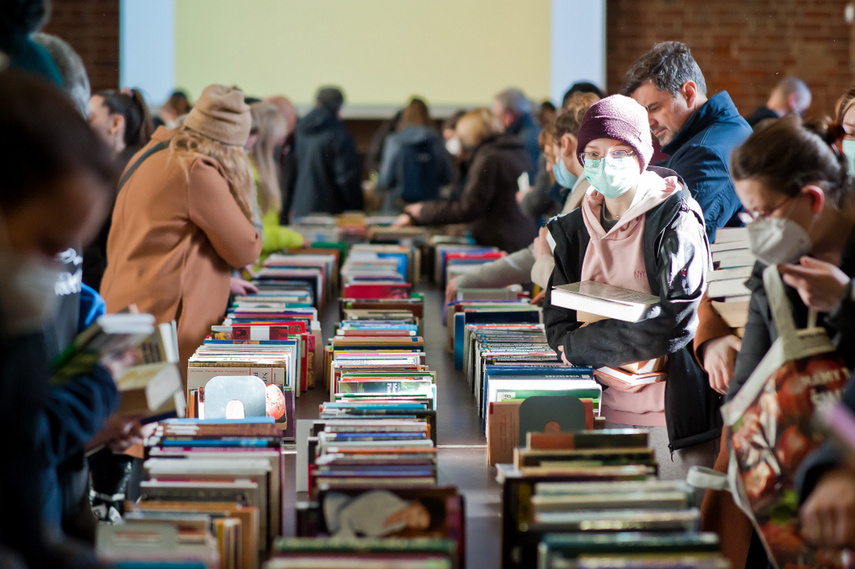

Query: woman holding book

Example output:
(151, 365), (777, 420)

(543, 95), (719, 484)
(101, 85), (262, 379)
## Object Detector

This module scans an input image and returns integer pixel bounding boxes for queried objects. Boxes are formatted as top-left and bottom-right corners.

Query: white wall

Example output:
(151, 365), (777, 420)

(550, 0), (606, 104)
(119, 0), (175, 107)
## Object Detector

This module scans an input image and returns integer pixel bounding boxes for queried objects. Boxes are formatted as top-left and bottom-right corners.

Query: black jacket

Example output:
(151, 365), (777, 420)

(725, 230), (855, 402)
(544, 171), (721, 450)
(291, 107), (363, 219)
(416, 134), (537, 253)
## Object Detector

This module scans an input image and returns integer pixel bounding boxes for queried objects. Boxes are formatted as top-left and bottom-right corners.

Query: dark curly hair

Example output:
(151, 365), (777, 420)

(620, 41), (707, 98)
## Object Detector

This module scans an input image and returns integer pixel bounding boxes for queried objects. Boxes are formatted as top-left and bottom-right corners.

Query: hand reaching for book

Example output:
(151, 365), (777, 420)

(779, 257), (850, 313)
(699, 335), (741, 394)
(230, 276), (259, 296)
(100, 348), (141, 381)
(86, 414), (153, 453)
(800, 466), (855, 548)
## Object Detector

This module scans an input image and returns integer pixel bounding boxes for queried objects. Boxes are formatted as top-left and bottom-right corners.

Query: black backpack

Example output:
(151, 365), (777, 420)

(398, 139), (440, 203)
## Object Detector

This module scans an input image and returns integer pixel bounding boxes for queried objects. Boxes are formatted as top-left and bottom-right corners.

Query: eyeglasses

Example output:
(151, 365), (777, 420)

(738, 195), (795, 223)
(580, 148), (635, 166)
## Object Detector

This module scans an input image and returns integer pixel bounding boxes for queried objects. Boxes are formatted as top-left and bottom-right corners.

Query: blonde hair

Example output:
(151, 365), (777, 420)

(169, 127), (254, 221)
(556, 92), (600, 138)
(456, 108), (503, 149)
(250, 102), (287, 215)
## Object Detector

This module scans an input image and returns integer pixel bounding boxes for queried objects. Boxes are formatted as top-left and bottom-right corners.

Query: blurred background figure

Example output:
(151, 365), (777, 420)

(156, 89), (193, 128)
(376, 97), (453, 212)
(394, 108), (538, 253)
(291, 86), (363, 219)
(32, 33), (90, 117)
(248, 101), (304, 258)
(493, 87), (540, 182)
(745, 76), (812, 128)
(84, 88), (155, 291)
(265, 95), (300, 223)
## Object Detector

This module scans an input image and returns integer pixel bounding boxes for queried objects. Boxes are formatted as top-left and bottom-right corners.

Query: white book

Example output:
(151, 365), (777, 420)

(550, 281), (659, 323)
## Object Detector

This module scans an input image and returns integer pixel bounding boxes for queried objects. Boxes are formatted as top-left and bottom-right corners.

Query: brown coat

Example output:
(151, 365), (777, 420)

(101, 127), (262, 378)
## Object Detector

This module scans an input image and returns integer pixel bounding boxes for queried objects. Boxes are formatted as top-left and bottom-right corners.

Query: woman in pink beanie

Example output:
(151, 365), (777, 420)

(101, 84), (262, 381)
(543, 94), (718, 494)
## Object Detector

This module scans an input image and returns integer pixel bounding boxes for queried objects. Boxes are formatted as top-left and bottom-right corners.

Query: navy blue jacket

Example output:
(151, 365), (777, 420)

(507, 113), (541, 183)
(291, 107), (363, 219)
(659, 91), (751, 242)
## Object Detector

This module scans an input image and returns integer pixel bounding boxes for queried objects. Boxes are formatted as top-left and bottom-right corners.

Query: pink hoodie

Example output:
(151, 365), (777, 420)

(579, 171), (682, 427)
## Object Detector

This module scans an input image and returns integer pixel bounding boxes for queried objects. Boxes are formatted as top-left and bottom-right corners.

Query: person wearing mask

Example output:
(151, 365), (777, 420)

(0, 69), (130, 569)
(291, 86), (363, 218)
(85, 88), (155, 291)
(393, 108), (537, 254)
(838, 87), (855, 175)
(744, 76), (812, 129)
(100, 84), (262, 380)
(543, 95), (719, 492)
(708, 117), (855, 568)
(621, 41), (752, 242)
(444, 93), (599, 301)
(442, 109), (468, 201)
(493, 87), (540, 182)
(248, 101), (304, 258)
(376, 97), (453, 211)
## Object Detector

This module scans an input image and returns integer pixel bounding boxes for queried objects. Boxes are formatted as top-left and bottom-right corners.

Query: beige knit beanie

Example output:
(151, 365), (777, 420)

(183, 84), (250, 146)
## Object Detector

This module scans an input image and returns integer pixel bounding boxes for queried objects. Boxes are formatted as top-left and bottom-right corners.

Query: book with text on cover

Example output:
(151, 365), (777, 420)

(551, 281), (659, 322)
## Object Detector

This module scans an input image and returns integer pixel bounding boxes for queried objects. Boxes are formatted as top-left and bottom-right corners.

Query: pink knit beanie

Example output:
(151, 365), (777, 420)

(576, 94), (653, 172)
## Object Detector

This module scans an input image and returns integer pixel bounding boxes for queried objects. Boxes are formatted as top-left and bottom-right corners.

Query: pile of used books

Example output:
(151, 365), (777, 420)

(282, 243), (463, 569)
(707, 226), (753, 337)
(499, 429), (730, 569)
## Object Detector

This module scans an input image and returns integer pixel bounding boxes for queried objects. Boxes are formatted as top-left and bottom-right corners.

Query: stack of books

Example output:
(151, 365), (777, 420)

(499, 430), (728, 568)
(133, 417), (285, 568)
(97, 521), (220, 568)
(266, 538), (459, 569)
(708, 227), (754, 337)
(448, 301), (542, 366)
(549, 280), (673, 387)
(258, 251), (339, 309)
(432, 244), (501, 286)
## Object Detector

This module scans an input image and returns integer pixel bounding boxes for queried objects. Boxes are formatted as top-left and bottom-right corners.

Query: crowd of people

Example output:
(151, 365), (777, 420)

(2, 2), (855, 567)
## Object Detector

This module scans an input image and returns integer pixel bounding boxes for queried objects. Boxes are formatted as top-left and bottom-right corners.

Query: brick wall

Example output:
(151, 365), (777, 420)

(43, 0), (119, 93)
(606, 0), (854, 120)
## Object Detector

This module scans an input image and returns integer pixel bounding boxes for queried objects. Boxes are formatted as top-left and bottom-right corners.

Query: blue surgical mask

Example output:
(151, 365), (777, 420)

(584, 156), (640, 199)
(552, 158), (578, 189)
(842, 139), (855, 175)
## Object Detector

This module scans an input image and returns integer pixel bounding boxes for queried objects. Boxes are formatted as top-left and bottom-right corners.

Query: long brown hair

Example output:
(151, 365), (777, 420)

(169, 126), (255, 221)
(250, 101), (287, 215)
(398, 98), (432, 130)
(731, 116), (852, 208)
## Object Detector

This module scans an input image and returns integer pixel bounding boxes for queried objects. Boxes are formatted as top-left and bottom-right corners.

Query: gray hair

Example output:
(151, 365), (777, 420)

(620, 41), (707, 98)
(32, 33), (90, 117)
(495, 87), (532, 116)
(775, 76), (812, 116)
